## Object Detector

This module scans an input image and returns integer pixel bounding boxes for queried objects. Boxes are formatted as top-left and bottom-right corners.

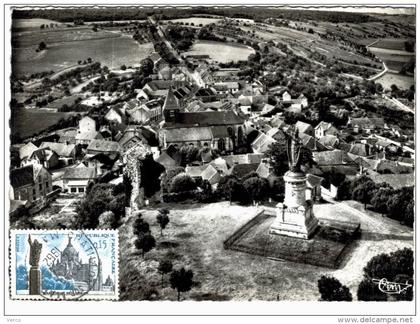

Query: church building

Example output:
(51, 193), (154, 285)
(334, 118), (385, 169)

(159, 88), (246, 154)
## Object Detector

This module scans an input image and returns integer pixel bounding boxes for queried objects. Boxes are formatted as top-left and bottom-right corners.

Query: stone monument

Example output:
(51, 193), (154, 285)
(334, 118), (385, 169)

(269, 129), (318, 239)
(28, 235), (42, 295)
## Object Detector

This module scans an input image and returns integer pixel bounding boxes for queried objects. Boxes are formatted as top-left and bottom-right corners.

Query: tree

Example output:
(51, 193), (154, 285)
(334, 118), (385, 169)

(140, 154), (165, 197)
(243, 176), (269, 204)
(352, 179), (377, 209)
(264, 141), (288, 176)
(270, 176), (285, 201)
(134, 232), (156, 258)
(386, 187), (414, 226)
(97, 211), (116, 229)
(170, 268), (194, 301)
(156, 209), (170, 236)
(169, 173), (196, 193)
(38, 41), (47, 51)
(371, 187), (394, 216)
(358, 248), (414, 301)
(197, 179), (214, 203)
(158, 260), (173, 287)
(133, 216), (150, 236)
(318, 275), (353, 301)
(161, 167), (184, 193)
(224, 177), (244, 204)
(357, 278), (387, 301)
(75, 183), (116, 228)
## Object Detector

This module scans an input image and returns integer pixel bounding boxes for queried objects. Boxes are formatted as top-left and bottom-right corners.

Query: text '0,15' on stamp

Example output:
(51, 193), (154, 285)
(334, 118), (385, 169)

(10, 229), (119, 300)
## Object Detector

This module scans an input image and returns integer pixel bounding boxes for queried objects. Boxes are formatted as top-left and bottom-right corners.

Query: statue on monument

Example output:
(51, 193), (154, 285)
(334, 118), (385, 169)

(28, 235), (42, 295)
(286, 128), (303, 174)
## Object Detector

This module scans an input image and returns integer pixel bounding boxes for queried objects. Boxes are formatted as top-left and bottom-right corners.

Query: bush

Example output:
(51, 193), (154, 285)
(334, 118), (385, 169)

(161, 167), (184, 193)
(318, 275), (352, 301)
(169, 173), (196, 193)
(162, 190), (197, 203)
(357, 278), (387, 301)
(97, 211), (117, 229)
(358, 248), (413, 301)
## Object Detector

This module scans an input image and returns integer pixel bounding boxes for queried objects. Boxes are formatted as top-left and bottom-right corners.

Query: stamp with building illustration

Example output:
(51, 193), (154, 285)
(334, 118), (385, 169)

(10, 229), (119, 300)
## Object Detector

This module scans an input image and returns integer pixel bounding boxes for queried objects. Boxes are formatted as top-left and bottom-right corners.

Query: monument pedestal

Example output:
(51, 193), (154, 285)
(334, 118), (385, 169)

(29, 267), (41, 295)
(269, 171), (318, 240)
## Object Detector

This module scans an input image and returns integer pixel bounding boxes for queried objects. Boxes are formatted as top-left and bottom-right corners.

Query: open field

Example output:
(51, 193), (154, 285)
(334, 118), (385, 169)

(368, 48), (414, 73)
(45, 94), (85, 110)
(118, 200), (413, 301)
(11, 108), (71, 138)
(373, 39), (411, 51)
(183, 40), (254, 63)
(13, 36), (154, 76)
(12, 27), (118, 48)
(12, 18), (66, 30)
(165, 17), (222, 26)
(375, 72), (414, 90)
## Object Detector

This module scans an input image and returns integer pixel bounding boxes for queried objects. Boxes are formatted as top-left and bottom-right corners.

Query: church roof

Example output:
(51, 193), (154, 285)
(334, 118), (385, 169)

(163, 87), (180, 112)
(174, 111), (244, 127)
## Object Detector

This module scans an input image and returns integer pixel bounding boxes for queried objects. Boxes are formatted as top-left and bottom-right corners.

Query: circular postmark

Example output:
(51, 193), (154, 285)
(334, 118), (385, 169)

(34, 229), (100, 300)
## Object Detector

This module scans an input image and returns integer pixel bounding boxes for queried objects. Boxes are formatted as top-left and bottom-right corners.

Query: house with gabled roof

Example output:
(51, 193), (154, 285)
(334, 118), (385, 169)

(19, 142), (38, 161)
(9, 164), (52, 203)
(295, 121), (314, 136)
(105, 106), (127, 124)
(86, 139), (121, 156)
(318, 135), (340, 149)
(40, 142), (76, 165)
(315, 121), (339, 139)
(62, 164), (97, 194)
(251, 132), (276, 154)
(22, 148), (59, 170)
(347, 117), (385, 134)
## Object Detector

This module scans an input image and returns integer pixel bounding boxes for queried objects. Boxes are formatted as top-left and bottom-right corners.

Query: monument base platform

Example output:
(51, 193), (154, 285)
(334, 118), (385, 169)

(224, 211), (360, 269)
(269, 215), (319, 240)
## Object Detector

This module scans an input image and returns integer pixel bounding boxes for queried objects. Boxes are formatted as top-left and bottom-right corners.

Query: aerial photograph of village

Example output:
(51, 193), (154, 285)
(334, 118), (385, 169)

(8, 5), (415, 304)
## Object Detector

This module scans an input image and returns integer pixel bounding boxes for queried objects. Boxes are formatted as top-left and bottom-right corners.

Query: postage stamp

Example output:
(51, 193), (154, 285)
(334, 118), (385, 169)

(10, 229), (119, 300)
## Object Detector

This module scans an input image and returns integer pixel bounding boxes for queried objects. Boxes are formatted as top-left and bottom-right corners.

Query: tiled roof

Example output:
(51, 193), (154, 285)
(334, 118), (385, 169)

(222, 154), (264, 168)
(306, 174), (324, 188)
(349, 143), (370, 157)
(318, 135), (339, 148)
(63, 166), (96, 180)
(29, 148), (56, 162)
(10, 165), (34, 188)
(229, 163), (260, 179)
(185, 165), (206, 178)
(164, 127), (213, 143)
(313, 149), (354, 166)
(371, 173), (414, 189)
(40, 142), (75, 157)
(87, 139), (120, 153)
(75, 131), (103, 141)
(210, 126), (229, 138)
(256, 162), (271, 178)
(295, 121), (314, 135)
(19, 142), (38, 160)
(201, 164), (219, 182)
(163, 87), (180, 112)
(251, 132), (276, 153)
(174, 111), (244, 127)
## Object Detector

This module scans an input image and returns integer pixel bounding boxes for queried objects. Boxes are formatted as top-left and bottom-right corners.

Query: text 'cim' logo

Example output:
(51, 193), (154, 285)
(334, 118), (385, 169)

(372, 278), (413, 295)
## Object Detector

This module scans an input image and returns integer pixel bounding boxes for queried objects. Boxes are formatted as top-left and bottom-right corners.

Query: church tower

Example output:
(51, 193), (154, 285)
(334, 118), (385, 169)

(163, 86), (180, 123)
